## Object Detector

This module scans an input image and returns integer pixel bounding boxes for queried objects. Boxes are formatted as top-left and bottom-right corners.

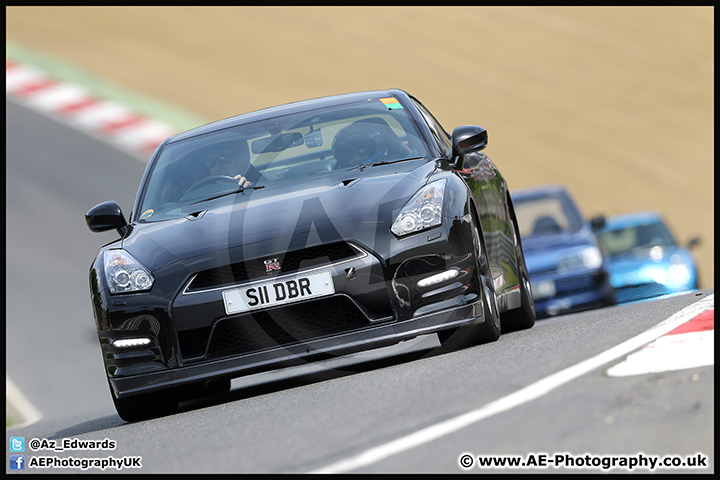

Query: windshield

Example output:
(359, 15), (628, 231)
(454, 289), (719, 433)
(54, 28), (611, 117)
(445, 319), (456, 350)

(513, 191), (585, 238)
(136, 99), (429, 220)
(598, 221), (677, 256)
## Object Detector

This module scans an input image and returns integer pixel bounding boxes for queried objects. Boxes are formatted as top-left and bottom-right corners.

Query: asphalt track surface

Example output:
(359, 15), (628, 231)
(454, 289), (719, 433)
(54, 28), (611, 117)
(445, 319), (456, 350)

(5, 98), (714, 474)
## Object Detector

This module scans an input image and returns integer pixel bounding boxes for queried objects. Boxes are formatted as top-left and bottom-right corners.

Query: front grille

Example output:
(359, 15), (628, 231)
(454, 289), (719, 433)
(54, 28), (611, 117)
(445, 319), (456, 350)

(177, 327), (212, 359)
(186, 242), (360, 292)
(196, 296), (369, 358)
(615, 283), (671, 304)
(554, 272), (595, 293)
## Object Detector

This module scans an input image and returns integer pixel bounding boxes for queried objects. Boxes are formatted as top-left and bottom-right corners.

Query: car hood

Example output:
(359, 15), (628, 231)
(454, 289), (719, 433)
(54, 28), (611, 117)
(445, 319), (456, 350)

(121, 159), (436, 271)
(606, 246), (694, 287)
(521, 228), (600, 273)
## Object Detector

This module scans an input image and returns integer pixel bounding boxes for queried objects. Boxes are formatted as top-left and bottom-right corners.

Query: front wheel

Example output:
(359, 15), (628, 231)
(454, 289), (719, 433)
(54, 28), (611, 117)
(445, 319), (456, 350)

(502, 215), (536, 332)
(438, 274), (500, 351)
(438, 219), (500, 351)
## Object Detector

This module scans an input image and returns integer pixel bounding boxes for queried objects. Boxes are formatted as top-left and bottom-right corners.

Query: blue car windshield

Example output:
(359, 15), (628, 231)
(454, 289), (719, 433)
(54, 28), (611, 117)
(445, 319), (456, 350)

(136, 99), (429, 221)
(513, 191), (585, 238)
(598, 222), (677, 256)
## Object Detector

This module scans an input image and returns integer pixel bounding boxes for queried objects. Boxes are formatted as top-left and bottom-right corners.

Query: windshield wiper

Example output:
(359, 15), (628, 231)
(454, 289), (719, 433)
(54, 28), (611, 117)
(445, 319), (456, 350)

(368, 156), (424, 167)
(350, 156), (424, 171)
(240, 185), (265, 191)
(190, 185), (265, 205)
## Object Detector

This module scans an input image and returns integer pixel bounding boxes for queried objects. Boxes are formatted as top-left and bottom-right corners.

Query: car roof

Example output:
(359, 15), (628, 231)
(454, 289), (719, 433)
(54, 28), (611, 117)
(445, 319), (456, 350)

(167, 89), (410, 144)
(602, 211), (665, 229)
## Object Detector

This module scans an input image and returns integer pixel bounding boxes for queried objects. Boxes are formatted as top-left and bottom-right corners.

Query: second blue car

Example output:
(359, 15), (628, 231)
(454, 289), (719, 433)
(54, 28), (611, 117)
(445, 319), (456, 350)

(596, 211), (700, 305)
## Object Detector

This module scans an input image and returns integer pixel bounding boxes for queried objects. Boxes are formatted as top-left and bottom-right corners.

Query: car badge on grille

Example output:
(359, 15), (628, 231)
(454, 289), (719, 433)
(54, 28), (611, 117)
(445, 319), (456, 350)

(264, 258), (281, 273)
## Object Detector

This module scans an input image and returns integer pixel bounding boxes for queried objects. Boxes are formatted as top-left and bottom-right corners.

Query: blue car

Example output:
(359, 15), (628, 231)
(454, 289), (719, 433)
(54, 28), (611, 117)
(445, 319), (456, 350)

(596, 211), (700, 305)
(511, 185), (615, 318)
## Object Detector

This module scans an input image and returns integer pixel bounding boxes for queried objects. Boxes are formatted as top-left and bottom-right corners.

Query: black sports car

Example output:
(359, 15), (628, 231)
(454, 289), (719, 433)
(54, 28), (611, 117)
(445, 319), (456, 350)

(86, 89), (535, 421)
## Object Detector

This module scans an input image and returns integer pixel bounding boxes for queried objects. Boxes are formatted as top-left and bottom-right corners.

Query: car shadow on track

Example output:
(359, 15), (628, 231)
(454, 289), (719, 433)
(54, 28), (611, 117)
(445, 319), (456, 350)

(41, 336), (447, 436)
(177, 335), (446, 414)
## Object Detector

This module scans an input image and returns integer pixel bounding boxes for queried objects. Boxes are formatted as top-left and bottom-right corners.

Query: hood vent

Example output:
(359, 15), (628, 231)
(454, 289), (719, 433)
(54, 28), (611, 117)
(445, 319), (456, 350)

(338, 178), (361, 188)
(185, 210), (207, 221)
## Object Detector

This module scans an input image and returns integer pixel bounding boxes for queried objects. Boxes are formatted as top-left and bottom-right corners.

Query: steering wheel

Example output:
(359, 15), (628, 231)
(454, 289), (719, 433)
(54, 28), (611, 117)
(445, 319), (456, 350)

(186, 175), (238, 193)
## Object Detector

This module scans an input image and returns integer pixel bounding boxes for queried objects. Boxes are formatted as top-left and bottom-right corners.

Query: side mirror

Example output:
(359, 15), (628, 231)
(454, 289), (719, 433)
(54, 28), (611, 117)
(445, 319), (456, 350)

(686, 235), (700, 250)
(589, 215), (606, 231)
(451, 125), (488, 169)
(86, 201), (128, 237)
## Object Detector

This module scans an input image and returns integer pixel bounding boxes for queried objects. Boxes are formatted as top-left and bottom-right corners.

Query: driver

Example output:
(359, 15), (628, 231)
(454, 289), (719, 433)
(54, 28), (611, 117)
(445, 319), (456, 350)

(205, 143), (260, 188)
(332, 122), (388, 169)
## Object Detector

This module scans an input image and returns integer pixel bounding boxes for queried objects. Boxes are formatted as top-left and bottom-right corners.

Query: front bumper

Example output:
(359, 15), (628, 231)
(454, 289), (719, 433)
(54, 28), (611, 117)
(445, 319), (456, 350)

(93, 215), (487, 398)
(108, 298), (483, 398)
(530, 268), (615, 318)
(613, 282), (696, 305)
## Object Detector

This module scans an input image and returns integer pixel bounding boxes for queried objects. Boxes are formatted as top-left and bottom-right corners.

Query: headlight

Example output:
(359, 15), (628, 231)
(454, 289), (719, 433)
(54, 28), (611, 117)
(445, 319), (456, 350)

(666, 254), (691, 287)
(103, 250), (155, 294)
(580, 246), (604, 270)
(558, 246), (603, 272)
(391, 179), (447, 237)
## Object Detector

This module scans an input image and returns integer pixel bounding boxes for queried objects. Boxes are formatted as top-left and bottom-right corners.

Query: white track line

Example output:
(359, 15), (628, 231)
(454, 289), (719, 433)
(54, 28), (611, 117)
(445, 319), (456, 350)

(607, 311), (714, 377)
(312, 294), (714, 473)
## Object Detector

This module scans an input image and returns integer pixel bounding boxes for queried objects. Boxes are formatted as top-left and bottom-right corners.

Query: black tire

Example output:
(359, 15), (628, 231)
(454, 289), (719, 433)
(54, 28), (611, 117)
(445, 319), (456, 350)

(501, 208), (536, 333)
(182, 378), (232, 399)
(203, 378), (232, 396)
(110, 382), (180, 422)
(438, 217), (501, 351)
(476, 274), (502, 342)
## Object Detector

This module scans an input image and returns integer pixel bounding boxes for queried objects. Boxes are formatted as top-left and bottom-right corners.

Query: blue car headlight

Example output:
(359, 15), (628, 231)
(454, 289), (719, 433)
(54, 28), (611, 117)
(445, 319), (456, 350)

(391, 179), (447, 237)
(103, 250), (155, 294)
(666, 254), (692, 288)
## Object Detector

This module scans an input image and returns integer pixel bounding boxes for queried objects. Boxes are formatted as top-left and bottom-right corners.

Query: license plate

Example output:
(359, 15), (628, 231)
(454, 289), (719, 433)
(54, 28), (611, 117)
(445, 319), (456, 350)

(532, 279), (556, 300)
(222, 271), (335, 315)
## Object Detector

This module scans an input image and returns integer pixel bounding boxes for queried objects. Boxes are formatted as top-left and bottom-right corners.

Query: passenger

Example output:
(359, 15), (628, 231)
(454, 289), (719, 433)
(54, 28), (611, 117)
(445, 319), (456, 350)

(332, 122), (388, 169)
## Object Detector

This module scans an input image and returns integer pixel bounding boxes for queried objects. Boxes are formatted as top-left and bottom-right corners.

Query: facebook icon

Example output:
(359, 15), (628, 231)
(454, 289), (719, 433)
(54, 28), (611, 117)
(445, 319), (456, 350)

(10, 455), (25, 470)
